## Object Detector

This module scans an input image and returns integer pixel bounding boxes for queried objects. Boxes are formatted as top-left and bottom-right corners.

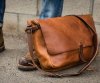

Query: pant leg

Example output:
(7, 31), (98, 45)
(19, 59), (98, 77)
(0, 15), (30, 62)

(0, 0), (6, 25)
(39, 0), (64, 19)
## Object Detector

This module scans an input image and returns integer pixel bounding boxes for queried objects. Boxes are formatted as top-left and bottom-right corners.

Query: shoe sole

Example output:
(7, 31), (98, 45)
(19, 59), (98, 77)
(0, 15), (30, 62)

(18, 64), (37, 71)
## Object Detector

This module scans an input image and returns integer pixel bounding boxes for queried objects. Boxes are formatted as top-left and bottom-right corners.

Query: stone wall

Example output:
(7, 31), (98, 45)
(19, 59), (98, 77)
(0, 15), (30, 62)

(3, 0), (100, 36)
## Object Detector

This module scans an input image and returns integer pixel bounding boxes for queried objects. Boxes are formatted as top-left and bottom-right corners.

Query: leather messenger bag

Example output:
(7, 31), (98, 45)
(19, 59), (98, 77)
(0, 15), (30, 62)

(25, 15), (98, 77)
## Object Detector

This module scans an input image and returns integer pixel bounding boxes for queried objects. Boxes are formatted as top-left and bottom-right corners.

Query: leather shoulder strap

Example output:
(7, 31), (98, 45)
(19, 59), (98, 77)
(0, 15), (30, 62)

(26, 15), (98, 77)
(72, 15), (98, 75)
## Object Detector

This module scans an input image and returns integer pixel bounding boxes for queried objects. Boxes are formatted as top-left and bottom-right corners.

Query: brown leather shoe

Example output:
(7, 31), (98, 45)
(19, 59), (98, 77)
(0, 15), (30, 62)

(0, 28), (5, 53)
(18, 52), (38, 71)
(0, 42), (5, 53)
(18, 57), (37, 71)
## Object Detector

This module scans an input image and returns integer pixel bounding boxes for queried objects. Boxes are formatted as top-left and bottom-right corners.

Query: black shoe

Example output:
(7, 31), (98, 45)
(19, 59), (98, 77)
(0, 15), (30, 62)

(0, 28), (5, 53)
(0, 42), (5, 53)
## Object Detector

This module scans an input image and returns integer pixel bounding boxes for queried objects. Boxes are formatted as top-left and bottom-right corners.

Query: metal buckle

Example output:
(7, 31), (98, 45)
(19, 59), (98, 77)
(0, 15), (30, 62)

(25, 24), (40, 34)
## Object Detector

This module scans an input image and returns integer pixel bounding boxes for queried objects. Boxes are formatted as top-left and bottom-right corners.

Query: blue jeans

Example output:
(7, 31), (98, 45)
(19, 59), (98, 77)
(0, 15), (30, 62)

(39, 0), (64, 19)
(0, 0), (5, 24)
(0, 0), (63, 24)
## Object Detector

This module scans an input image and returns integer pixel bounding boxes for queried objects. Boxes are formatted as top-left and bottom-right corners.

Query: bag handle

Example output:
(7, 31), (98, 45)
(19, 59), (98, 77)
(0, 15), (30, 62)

(26, 15), (98, 77)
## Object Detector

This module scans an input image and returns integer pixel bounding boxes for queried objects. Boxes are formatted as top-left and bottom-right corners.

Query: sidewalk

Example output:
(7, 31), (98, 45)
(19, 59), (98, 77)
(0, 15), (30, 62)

(0, 35), (100, 83)
(0, 0), (100, 83)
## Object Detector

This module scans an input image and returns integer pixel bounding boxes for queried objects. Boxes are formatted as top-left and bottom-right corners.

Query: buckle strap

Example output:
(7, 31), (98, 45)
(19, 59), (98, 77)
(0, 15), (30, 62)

(25, 20), (40, 34)
(79, 43), (87, 63)
(25, 26), (39, 34)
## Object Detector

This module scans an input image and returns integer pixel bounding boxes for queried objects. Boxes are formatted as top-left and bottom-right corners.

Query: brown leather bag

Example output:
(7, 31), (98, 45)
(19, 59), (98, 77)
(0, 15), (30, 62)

(25, 15), (98, 77)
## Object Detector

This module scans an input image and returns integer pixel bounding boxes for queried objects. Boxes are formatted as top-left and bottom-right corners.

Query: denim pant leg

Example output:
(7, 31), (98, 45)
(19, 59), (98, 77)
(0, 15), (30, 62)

(0, 0), (6, 25)
(39, 0), (64, 19)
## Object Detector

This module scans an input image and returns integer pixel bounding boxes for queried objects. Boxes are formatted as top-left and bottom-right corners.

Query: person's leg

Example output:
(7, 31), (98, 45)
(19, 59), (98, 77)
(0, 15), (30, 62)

(18, 0), (64, 71)
(0, 0), (6, 52)
(40, 0), (64, 19)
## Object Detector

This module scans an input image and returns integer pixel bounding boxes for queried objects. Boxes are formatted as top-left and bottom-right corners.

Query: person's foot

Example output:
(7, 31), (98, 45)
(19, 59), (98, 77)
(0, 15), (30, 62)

(0, 42), (5, 53)
(18, 53), (37, 71)
(0, 27), (5, 53)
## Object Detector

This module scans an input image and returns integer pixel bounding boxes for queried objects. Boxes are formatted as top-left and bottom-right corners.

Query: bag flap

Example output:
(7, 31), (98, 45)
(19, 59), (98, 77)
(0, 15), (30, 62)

(36, 15), (95, 55)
